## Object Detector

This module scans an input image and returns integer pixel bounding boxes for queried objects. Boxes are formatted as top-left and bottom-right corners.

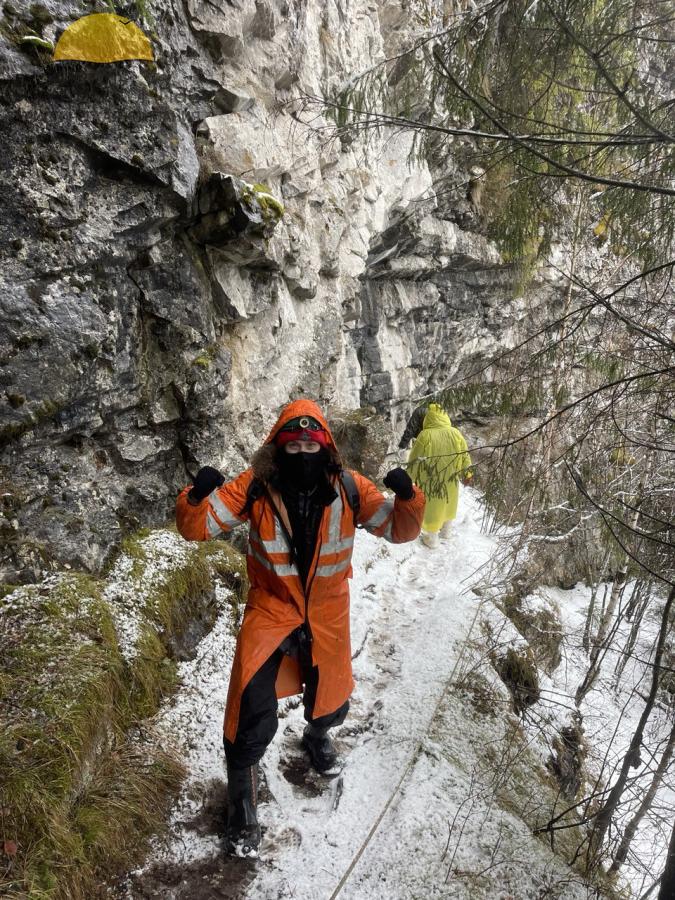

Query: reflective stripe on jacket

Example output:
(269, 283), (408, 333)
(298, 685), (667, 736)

(176, 399), (425, 742)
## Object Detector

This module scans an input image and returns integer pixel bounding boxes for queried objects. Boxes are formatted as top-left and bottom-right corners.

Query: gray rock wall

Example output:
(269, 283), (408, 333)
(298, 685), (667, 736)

(0, 0), (562, 580)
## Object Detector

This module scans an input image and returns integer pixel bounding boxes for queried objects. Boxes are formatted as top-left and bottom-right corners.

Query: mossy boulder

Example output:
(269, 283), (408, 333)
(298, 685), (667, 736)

(0, 573), (174, 899)
(501, 591), (564, 675)
(189, 173), (284, 246)
(0, 530), (247, 899)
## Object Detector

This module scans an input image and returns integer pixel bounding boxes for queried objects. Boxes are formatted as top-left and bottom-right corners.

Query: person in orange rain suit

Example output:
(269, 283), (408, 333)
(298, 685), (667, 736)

(176, 399), (425, 857)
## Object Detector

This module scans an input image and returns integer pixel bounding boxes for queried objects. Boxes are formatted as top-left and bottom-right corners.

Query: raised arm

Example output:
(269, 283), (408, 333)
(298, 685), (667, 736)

(176, 466), (255, 541)
(398, 406), (426, 449)
(350, 469), (425, 544)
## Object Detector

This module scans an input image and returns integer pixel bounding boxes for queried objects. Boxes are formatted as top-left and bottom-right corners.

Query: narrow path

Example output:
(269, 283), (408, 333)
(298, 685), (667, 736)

(117, 491), (666, 900)
(249, 502), (491, 900)
(118, 494), (497, 899)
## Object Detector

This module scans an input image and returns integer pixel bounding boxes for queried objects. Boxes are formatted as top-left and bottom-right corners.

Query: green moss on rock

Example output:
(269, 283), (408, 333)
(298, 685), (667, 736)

(190, 344), (218, 370)
(19, 33), (53, 50)
(0, 398), (67, 448)
(0, 575), (143, 898)
(242, 180), (285, 223)
(0, 530), (247, 899)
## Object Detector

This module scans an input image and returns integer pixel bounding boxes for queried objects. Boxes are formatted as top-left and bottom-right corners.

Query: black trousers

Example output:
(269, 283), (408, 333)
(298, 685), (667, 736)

(224, 632), (349, 769)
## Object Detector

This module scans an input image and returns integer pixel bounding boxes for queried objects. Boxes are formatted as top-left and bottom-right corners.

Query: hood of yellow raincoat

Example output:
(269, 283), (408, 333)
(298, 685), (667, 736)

(422, 403), (452, 430)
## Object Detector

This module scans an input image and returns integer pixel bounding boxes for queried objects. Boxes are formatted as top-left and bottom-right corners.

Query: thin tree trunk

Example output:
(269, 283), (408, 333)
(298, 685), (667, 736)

(658, 815), (675, 900)
(595, 568), (628, 650)
(583, 554), (610, 653)
(587, 586), (675, 866)
(582, 588), (597, 654)
(613, 584), (650, 687)
(576, 578), (627, 705)
(609, 717), (675, 873)
(576, 456), (652, 706)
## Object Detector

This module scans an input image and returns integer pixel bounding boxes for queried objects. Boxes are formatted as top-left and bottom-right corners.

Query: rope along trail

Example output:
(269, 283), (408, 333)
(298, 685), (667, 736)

(328, 591), (486, 900)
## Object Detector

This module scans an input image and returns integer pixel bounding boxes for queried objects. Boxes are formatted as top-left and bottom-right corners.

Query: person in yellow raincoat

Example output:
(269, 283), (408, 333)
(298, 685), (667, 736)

(407, 404), (472, 548)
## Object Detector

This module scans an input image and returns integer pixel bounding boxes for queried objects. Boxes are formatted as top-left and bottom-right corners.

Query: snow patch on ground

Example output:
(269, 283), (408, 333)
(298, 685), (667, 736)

(544, 582), (673, 896)
(103, 531), (193, 662)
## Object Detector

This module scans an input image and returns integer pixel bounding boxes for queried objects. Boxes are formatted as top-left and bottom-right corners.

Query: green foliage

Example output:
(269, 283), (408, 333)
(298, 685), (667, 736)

(582, 352), (625, 381)
(324, 0), (674, 267)
(105, 1), (153, 24)
(438, 381), (547, 418)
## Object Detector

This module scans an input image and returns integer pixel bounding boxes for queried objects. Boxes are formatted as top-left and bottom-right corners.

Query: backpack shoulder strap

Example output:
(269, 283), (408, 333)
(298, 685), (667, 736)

(339, 469), (361, 527)
(240, 476), (265, 518)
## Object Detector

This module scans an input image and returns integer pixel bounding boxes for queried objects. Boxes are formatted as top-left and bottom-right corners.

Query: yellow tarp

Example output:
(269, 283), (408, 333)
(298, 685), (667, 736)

(53, 13), (153, 64)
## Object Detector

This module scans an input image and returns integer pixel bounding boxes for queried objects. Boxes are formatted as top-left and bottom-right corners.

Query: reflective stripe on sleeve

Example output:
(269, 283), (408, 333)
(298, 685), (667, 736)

(209, 491), (241, 530)
(361, 499), (394, 534)
(206, 510), (222, 538)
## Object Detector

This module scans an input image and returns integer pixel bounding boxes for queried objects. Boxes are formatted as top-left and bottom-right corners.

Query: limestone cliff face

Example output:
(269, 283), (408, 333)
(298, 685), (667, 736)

(0, 0), (564, 580)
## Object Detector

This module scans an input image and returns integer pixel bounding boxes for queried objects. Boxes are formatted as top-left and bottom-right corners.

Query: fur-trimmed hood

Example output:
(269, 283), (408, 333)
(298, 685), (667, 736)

(251, 399), (342, 483)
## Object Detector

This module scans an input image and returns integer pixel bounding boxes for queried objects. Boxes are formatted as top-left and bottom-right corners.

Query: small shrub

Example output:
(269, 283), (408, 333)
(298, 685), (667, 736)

(501, 592), (564, 674)
(495, 647), (540, 714)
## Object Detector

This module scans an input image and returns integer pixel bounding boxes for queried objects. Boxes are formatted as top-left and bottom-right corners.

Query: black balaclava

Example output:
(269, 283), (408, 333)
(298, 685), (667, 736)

(277, 446), (330, 491)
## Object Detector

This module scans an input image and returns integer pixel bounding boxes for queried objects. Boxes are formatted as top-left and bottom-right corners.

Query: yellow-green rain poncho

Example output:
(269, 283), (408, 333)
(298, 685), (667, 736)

(408, 404), (472, 533)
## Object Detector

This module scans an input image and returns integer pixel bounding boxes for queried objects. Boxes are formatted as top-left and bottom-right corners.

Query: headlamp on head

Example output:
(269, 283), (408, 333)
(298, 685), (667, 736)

(275, 414), (328, 448)
(280, 416), (323, 432)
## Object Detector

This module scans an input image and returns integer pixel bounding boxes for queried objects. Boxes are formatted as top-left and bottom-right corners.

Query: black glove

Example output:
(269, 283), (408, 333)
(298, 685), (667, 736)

(188, 466), (225, 503)
(383, 467), (414, 501)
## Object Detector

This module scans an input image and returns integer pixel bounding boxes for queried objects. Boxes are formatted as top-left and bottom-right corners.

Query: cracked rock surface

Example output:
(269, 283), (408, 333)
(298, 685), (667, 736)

(0, 0), (561, 580)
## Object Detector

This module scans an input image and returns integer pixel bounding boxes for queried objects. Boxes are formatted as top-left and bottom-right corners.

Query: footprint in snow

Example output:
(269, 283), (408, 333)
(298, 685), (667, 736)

(259, 824), (302, 855)
(278, 728), (343, 796)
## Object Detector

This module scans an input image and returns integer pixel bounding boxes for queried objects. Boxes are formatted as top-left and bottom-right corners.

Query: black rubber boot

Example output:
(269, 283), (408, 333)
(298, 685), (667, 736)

(225, 764), (261, 858)
(302, 723), (339, 774)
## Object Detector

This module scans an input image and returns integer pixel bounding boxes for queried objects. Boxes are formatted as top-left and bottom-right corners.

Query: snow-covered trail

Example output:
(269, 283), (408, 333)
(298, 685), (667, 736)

(117, 491), (492, 899)
(248, 493), (495, 900)
(118, 492), (595, 900)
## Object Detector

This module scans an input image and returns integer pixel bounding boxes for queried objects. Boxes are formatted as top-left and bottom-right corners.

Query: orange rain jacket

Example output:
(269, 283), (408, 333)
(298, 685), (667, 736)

(176, 399), (425, 742)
